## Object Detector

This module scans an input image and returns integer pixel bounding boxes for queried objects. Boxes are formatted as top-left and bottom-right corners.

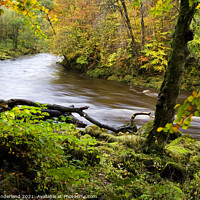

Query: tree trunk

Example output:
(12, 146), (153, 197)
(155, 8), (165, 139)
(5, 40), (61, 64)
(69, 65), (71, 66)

(117, 0), (138, 65)
(147, 0), (198, 152)
(140, 1), (145, 50)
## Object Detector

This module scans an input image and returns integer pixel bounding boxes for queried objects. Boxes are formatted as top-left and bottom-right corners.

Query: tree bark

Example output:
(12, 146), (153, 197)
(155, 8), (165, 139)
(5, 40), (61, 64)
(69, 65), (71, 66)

(147, 0), (198, 152)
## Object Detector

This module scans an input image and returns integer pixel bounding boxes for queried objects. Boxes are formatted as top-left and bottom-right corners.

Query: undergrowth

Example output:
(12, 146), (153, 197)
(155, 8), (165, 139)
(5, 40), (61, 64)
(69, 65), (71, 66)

(0, 106), (200, 199)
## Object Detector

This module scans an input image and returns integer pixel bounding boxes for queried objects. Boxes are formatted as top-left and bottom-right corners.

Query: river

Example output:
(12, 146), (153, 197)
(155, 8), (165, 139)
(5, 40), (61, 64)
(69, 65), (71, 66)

(0, 53), (199, 140)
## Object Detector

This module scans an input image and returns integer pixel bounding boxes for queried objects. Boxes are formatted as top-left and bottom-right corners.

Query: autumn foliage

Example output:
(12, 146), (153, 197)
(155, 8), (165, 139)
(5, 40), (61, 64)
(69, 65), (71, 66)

(0, 0), (57, 38)
(51, 0), (181, 82)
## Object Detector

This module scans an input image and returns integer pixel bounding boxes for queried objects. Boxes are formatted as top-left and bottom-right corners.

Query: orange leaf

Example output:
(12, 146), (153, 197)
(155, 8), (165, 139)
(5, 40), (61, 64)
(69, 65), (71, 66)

(188, 106), (192, 111)
(172, 127), (179, 132)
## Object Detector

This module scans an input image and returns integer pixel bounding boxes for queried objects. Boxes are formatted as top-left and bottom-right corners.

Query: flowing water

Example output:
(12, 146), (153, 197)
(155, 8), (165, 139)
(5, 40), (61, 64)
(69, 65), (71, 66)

(0, 53), (199, 140)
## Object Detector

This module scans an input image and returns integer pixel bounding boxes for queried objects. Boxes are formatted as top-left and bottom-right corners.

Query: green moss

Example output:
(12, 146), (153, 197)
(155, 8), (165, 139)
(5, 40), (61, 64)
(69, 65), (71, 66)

(168, 134), (195, 146)
(117, 134), (146, 148)
(136, 121), (153, 136)
(84, 125), (145, 149)
(166, 145), (193, 160)
(84, 125), (105, 137)
(141, 180), (185, 199)
(189, 155), (200, 163)
(194, 140), (200, 151)
(188, 156), (200, 175)
(97, 145), (114, 154)
(182, 171), (200, 200)
(165, 135), (200, 161)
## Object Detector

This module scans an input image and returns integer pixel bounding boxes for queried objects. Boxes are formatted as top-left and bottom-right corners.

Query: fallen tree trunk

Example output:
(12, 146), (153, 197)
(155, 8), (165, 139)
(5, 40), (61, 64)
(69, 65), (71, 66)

(40, 108), (87, 128)
(0, 99), (154, 133)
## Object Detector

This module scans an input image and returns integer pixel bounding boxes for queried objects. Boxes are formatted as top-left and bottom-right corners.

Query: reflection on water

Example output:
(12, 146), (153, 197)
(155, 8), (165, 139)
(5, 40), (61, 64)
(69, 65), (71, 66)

(0, 53), (199, 140)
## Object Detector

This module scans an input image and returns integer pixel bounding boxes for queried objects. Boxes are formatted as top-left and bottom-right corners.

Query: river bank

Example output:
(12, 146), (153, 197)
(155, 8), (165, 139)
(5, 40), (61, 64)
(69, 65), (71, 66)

(60, 56), (200, 92)
(0, 48), (40, 61)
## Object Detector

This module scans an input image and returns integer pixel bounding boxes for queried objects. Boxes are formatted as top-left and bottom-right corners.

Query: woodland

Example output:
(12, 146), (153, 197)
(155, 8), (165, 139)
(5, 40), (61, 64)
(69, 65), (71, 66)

(0, 0), (200, 199)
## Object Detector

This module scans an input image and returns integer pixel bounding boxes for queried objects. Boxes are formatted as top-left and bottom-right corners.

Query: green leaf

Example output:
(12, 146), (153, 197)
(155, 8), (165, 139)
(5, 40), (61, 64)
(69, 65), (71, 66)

(184, 118), (191, 126)
(9, 112), (15, 119)
(39, 138), (44, 144)
(194, 111), (200, 117)
(0, 9), (5, 15)
(76, 56), (88, 65)
(182, 125), (189, 129)
(131, 0), (141, 8)
(165, 123), (172, 129)
(187, 95), (194, 102)
(163, 127), (169, 132)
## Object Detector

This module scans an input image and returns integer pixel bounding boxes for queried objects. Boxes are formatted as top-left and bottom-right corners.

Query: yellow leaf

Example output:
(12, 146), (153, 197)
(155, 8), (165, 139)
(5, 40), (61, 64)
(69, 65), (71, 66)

(192, 91), (198, 97)
(41, 6), (45, 11)
(10, 112), (15, 119)
(174, 104), (180, 109)
(32, 0), (38, 4)
(192, 91), (200, 98)
(157, 127), (163, 132)
(16, 110), (21, 114)
(45, 9), (49, 14)
(196, 4), (200, 9)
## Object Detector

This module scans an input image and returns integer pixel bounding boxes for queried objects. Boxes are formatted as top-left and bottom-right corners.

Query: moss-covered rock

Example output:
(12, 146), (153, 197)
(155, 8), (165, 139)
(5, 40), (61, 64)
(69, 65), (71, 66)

(84, 125), (145, 149)
(165, 135), (200, 161)
(187, 155), (200, 176)
(168, 134), (195, 146)
(116, 134), (146, 149)
(84, 125), (106, 137)
(166, 145), (193, 160)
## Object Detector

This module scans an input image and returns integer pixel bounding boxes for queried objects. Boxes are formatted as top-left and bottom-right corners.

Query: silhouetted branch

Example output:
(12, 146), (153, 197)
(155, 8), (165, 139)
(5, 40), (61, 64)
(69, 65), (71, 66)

(0, 99), (154, 133)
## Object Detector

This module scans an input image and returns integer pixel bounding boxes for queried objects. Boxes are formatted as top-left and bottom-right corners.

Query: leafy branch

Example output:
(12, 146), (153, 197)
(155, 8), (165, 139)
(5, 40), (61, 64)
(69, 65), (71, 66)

(157, 91), (200, 133)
